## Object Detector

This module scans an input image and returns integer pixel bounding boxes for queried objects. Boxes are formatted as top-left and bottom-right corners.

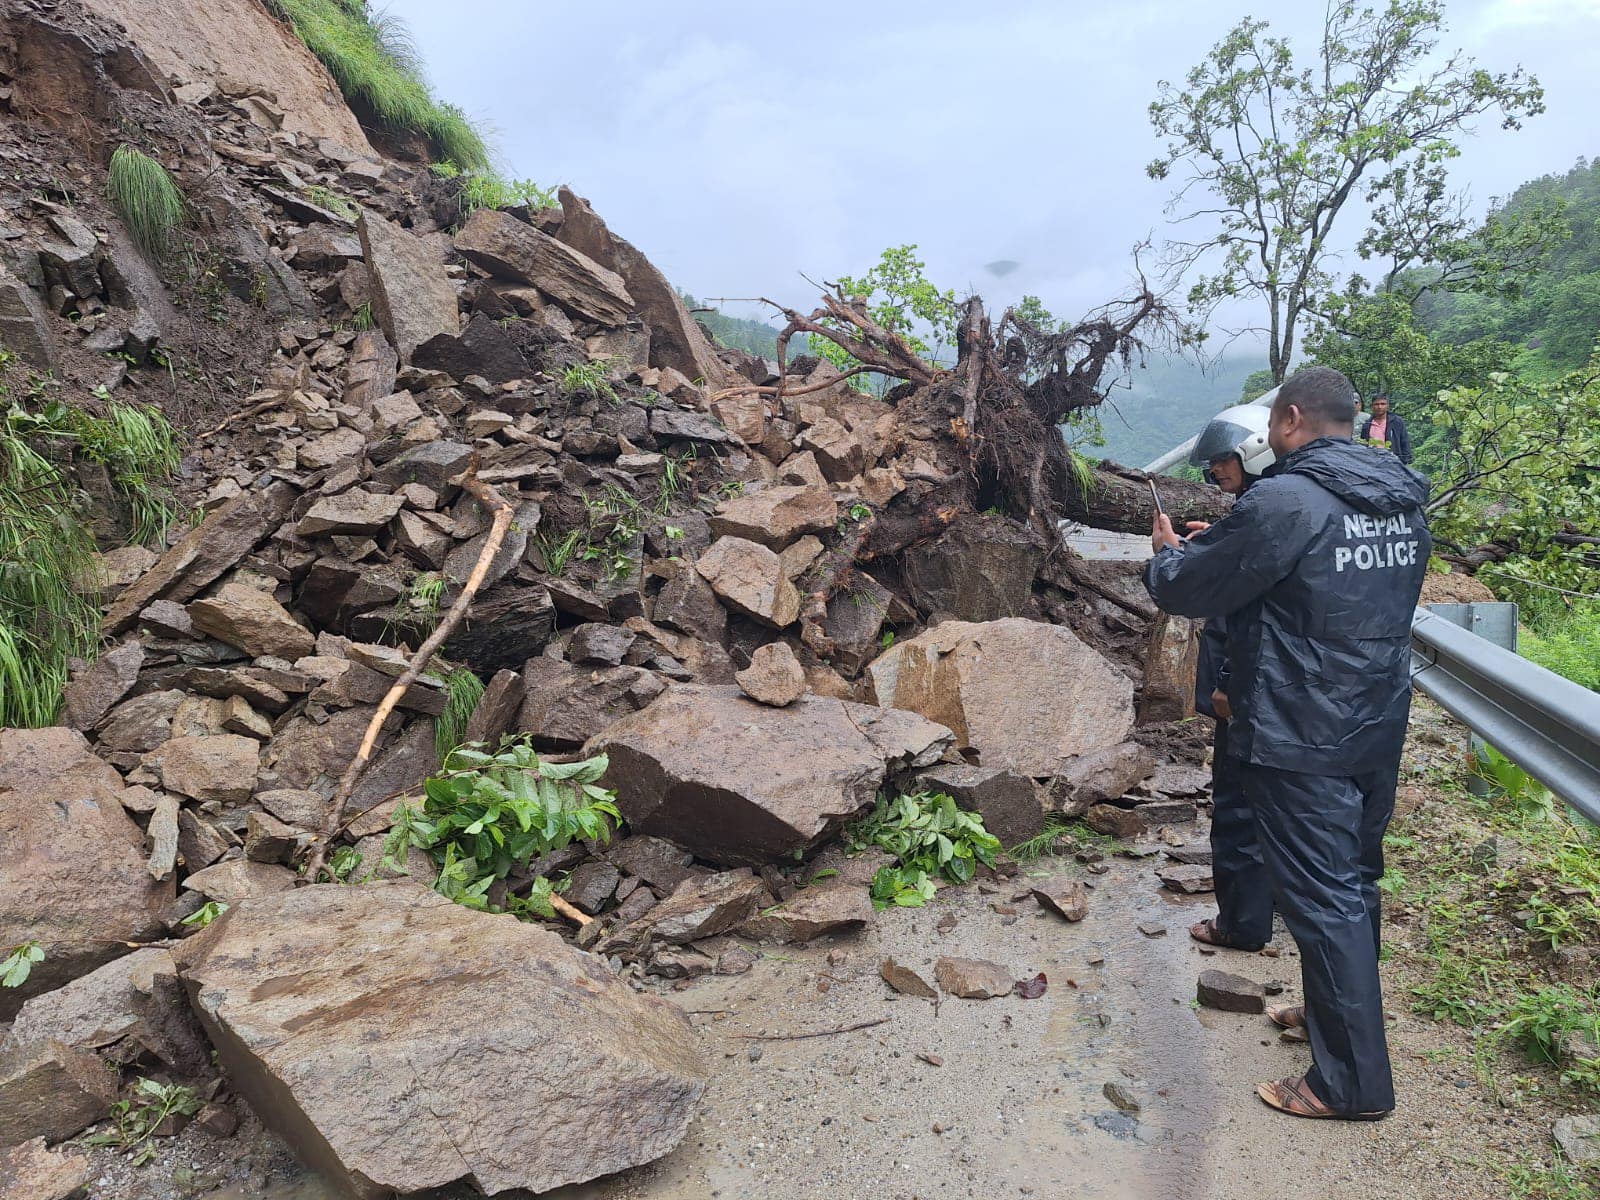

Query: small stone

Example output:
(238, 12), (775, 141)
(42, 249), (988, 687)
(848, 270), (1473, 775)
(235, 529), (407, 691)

(1158, 863), (1214, 894)
(1552, 1114), (1600, 1166)
(735, 642), (807, 707)
(933, 956), (1013, 1000)
(1030, 877), (1089, 922)
(879, 958), (937, 999)
(1103, 1082), (1141, 1113)
(1197, 969), (1266, 1014)
(1137, 922), (1166, 938)
(916, 1052), (943, 1067)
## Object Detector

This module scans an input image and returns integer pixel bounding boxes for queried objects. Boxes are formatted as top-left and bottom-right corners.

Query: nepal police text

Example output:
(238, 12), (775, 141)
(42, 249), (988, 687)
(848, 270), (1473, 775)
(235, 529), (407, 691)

(1334, 513), (1420, 573)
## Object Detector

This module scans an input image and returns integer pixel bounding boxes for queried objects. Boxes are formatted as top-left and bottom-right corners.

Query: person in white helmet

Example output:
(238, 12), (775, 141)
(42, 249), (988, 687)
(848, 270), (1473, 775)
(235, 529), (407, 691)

(1184, 402), (1276, 951)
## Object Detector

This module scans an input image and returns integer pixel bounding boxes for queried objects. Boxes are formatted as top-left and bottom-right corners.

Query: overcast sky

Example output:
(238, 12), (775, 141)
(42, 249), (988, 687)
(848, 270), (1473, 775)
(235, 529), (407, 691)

(387, 0), (1600, 349)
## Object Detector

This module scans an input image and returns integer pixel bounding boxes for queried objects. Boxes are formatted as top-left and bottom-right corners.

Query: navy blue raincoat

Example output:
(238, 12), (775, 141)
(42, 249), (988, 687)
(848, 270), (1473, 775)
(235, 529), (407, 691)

(1143, 438), (1432, 776)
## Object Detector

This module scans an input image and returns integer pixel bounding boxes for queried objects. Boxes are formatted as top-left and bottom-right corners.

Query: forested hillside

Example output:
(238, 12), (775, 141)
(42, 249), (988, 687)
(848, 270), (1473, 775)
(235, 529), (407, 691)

(1417, 157), (1600, 379)
(1095, 354), (1266, 467)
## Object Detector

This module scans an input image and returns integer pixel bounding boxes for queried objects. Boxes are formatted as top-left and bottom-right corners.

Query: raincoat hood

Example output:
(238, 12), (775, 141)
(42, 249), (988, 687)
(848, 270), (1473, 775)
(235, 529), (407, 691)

(1277, 437), (1429, 517)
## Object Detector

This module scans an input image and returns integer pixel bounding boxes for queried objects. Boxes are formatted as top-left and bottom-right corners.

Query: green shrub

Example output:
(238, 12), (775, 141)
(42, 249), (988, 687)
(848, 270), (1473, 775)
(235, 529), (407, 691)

(434, 665), (484, 759)
(383, 740), (621, 915)
(845, 791), (1001, 909)
(266, 0), (491, 171)
(107, 145), (186, 257)
(432, 161), (557, 215)
(0, 398), (181, 726)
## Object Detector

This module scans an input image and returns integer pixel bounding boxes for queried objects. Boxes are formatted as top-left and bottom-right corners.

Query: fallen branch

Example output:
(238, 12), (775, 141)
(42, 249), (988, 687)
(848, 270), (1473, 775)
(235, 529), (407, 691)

(549, 894), (593, 927)
(728, 1016), (890, 1041)
(301, 464), (514, 883)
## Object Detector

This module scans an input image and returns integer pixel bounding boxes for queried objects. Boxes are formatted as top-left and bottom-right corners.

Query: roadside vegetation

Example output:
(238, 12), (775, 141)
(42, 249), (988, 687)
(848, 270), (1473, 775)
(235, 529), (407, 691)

(1383, 704), (1600, 1195)
(0, 358), (181, 726)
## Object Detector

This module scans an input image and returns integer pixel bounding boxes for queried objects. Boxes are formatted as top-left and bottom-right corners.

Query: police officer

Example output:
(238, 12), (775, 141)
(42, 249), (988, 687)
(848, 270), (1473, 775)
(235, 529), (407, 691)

(1142, 367), (1431, 1120)
(1185, 403), (1277, 953)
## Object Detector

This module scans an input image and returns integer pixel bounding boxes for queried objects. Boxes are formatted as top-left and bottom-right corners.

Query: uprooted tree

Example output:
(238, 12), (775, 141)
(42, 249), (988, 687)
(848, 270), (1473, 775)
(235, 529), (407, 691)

(712, 282), (1230, 654)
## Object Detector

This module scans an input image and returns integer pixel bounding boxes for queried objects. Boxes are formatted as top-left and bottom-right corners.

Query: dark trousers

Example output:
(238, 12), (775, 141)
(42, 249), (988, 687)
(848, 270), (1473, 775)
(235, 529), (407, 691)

(1211, 723), (1273, 948)
(1241, 762), (1398, 1114)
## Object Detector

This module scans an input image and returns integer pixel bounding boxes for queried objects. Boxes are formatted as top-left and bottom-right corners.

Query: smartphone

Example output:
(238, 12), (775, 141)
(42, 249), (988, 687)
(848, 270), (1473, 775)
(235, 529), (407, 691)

(1147, 478), (1166, 517)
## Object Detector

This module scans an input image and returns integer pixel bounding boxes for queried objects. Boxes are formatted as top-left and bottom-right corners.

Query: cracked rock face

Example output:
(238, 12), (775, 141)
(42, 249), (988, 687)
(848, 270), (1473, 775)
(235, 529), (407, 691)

(589, 684), (953, 867)
(172, 882), (708, 1198)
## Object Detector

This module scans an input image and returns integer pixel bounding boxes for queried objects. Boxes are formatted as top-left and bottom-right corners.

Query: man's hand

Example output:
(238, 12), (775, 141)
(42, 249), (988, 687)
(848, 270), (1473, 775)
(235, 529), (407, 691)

(1211, 688), (1232, 721)
(1151, 511), (1181, 554)
(1186, 521), (1211, 536)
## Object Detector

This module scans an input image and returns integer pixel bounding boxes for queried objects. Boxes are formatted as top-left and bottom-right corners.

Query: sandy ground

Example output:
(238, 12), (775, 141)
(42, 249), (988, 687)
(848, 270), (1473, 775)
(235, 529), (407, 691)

(90, 834), (1569, 1200)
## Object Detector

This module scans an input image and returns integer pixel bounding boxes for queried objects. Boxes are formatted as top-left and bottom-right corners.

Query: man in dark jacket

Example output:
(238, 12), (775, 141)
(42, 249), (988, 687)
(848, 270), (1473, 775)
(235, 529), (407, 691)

(1359, 394), (1412, 464)
(1185, 409), (1275, 953)
(1143, 367), (1431, 1121)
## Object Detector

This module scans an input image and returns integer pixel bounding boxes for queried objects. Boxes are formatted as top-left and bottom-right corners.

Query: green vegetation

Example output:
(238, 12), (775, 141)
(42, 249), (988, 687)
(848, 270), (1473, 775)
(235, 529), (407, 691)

(430, 161), (557, 215)
(107, 145), (186, 258)
(0, 940), (43, 988)
(0, 393), (180, 727)
(178, 901), (227, 930)
(304, 184), (358, 220)
(383, 740), (620, 917)
(815, 245), (959, 387)
(1520, 600), (1600, 692)
(83, 1078), (203, 1166)
(1386, 746), (1600, 1116)
(1149, 0), (1544, 383)
(266, 0), (490, 171)
(562, 359), (621, 404)
(435, 665), (485, 759)
(845, 791), (1000, 910)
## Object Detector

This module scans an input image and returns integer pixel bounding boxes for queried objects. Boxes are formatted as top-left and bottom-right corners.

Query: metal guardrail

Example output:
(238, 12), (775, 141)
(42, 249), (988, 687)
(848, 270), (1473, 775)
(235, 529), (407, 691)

(1410, 606), (1600, 824)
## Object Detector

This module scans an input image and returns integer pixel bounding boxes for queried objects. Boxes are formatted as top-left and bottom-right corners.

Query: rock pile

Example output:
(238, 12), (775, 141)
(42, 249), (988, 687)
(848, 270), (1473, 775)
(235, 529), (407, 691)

(0, 1), (1218, 1188)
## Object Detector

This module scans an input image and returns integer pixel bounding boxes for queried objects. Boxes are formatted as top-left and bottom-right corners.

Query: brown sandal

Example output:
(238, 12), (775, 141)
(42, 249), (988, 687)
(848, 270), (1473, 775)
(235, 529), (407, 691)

(1189, 917), (1264, 952)
(1256, 1076), (1388, 1121)
(1267, 1004), (1305, 1030)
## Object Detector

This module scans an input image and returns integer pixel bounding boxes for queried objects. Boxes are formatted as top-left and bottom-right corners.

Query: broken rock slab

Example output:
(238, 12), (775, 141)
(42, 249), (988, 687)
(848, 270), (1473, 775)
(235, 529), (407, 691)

(1197, 969), (1266, 1014)
(1158, 863), (1215, 894)
(611, 869), (771, 947)
(188, 581), (315, 660)
(173, 883), (708, 1198)
(106, 481), (299, 634)
(61, 638), (144, 731)
(914, 764), (1043, 848)
(589, 684), (952, 866)
(358, 211), (459, 361)
(868, 618), (1133, 777)
(0, 729), (170, 1018)
(1046, 741), (1158, 815)
(0, 1138), (91, 1200)
(740, 880), (872, 944)
(454, 206), (634, 326)
(934, 957), (1014, 1000)
(708, 485), (838, 551)
(696, 536), (800, 629)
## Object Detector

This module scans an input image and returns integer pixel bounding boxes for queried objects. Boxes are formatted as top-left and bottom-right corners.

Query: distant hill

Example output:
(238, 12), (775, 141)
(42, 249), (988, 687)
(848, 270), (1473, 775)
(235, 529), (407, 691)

(1089, 354), (1267, 469)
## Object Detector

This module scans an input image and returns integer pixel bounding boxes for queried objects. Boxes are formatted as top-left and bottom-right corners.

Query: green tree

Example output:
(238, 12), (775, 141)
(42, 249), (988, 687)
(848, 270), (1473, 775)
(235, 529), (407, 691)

(1148, 0), (1544, 383)
(1424, 362), (1600, 600)
(1238, 368), (1277, 401)
(815, 245), (958, 387)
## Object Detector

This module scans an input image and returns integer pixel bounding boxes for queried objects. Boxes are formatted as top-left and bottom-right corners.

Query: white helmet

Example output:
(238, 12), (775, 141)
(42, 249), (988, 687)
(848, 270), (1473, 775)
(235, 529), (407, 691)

(1189, 401), (1276, 478)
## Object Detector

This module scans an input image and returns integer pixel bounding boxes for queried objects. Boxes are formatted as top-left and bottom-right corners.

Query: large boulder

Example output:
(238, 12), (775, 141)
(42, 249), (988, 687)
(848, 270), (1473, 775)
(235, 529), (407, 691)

(708, 485), (837, 550)
(0, 729), (169, 1018)
(357, 212), (459, 361)
(901, 513), (1044, 621)
(696, 536), (800, 629)
(454, 207), (634, 326)
(0, 268), (58, 369)
(172, 883), (707, 1197)
(867, 618), (1133, 777)
(588, 684), (953, 866)
(555, 188), (738, 389)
